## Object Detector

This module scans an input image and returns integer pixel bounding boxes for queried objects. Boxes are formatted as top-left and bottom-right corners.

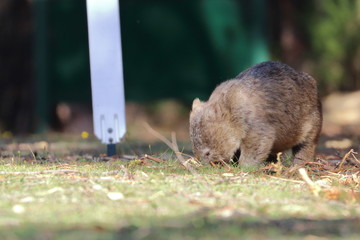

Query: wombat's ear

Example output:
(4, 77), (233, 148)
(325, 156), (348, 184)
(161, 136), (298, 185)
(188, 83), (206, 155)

(192, 98), (202, 111)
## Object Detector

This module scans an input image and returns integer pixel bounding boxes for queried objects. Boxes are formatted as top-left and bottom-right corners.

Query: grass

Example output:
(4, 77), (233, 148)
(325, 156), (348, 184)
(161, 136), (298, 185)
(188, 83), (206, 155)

(0, 141), (359, 239)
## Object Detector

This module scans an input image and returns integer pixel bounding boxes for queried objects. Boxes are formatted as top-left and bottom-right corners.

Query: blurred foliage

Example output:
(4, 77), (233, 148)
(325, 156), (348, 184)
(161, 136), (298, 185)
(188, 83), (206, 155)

(120, 0), (268, 102)
(2, 0), (360, 134)
(309, 0), (360, 93)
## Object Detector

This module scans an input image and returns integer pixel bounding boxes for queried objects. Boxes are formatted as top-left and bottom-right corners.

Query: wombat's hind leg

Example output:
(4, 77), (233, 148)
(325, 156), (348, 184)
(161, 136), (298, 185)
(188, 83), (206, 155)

(292, 142), (316, 165)
(292, 120), (320, 164)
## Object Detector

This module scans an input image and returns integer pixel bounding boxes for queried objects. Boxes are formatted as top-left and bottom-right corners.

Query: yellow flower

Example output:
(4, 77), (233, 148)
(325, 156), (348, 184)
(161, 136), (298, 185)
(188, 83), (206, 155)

(81, 131), (89, 139)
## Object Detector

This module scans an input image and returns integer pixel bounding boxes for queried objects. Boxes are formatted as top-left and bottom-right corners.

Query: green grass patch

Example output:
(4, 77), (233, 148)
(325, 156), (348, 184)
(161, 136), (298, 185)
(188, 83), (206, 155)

(0, 152), (359, 239)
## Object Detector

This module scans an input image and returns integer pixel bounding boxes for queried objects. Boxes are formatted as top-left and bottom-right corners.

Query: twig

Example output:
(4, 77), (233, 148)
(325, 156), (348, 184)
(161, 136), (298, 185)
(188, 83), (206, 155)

(143, 122), (197, 175)
(27, 145), (37, 162)
(144, 154), (164, 163)
(337, 149), (354, 169)
(266, 175), (305, 184)
(350, 151), (360, 166)
(171, 132), (197, 175)
(143, 122), (174, 150)
(304, 162), (323, 166)
(176, 151), (198, 159)
(121, 155), (138, 160)
(275, 152), (283, 176)
(144, 124), (213, 189)
(210, 162), (219, 168)
(326, 171), (351, 176)
(298, 168), (321, 197)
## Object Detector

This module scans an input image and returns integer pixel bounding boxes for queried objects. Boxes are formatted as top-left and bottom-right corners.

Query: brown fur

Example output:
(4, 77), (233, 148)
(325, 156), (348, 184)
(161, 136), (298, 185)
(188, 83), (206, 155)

(189, 61), (322, 168)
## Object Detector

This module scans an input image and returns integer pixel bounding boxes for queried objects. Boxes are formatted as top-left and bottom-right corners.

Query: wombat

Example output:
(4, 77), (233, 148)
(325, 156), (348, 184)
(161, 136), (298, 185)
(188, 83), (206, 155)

(189, 61), (322, 168)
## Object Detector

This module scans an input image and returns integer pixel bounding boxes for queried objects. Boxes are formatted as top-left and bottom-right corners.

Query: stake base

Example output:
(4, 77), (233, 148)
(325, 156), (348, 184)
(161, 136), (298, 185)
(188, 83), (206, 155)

(107, 144), (116, 156)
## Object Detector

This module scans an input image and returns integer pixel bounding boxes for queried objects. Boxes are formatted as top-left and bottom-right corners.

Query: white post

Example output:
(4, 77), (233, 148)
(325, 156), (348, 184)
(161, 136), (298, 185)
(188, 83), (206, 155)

(86, 0), (126, 155)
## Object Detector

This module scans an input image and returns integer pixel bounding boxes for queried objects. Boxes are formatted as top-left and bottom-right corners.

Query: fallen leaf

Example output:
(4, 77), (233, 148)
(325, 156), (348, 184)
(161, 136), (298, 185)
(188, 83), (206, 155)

(222, 173), (234, 177)
(107, 192), (124, 200)
(47, 187), (64, 194)
(139, 171), (149, 178)
(12, 205), (25, 214)
(92, 184), (103, 190)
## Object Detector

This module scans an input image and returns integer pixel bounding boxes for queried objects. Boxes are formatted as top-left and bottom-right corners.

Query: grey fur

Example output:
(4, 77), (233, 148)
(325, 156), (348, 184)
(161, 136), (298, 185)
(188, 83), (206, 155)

(189, 61), (322, 168)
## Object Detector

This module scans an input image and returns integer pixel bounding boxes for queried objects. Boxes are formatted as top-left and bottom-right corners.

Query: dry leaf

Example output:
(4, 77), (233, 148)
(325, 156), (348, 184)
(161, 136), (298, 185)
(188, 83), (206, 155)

(12, 205), (25, 214)
(47, 187), (64, 194)
(107, 192), (124, 200)
(92, 184), (103, 190)
(222, 173), (234, 177)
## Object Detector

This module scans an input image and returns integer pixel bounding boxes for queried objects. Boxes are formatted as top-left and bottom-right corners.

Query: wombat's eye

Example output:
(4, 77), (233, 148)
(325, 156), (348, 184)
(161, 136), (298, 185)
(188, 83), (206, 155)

(205, 151), (210, 157)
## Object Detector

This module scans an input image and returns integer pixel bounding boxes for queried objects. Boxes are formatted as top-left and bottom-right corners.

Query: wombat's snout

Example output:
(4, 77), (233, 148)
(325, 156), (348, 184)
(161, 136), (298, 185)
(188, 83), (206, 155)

(197, 149), (241, 165)
(193, 148), (216, 164)
(195, 148), (213, 163)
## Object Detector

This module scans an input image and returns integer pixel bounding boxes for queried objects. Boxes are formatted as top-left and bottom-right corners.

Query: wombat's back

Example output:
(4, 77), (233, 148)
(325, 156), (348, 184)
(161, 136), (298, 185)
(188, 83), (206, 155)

(210, 61), (318, 107)
(207, 61), (321, 153)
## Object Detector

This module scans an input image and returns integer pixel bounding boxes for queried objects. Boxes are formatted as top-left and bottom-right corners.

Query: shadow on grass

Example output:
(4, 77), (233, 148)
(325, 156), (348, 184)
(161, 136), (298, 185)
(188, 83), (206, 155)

(2, 217), (360, 240)
(118, 216), (360, 240)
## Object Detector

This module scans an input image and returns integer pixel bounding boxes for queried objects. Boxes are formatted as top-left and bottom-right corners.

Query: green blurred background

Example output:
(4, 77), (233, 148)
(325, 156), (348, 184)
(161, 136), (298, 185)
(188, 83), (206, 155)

(0, 0), (360, 137)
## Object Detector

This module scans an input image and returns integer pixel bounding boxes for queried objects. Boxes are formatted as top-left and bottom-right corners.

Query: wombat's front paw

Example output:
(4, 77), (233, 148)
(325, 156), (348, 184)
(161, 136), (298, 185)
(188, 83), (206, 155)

(238, 156), (263, 170)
